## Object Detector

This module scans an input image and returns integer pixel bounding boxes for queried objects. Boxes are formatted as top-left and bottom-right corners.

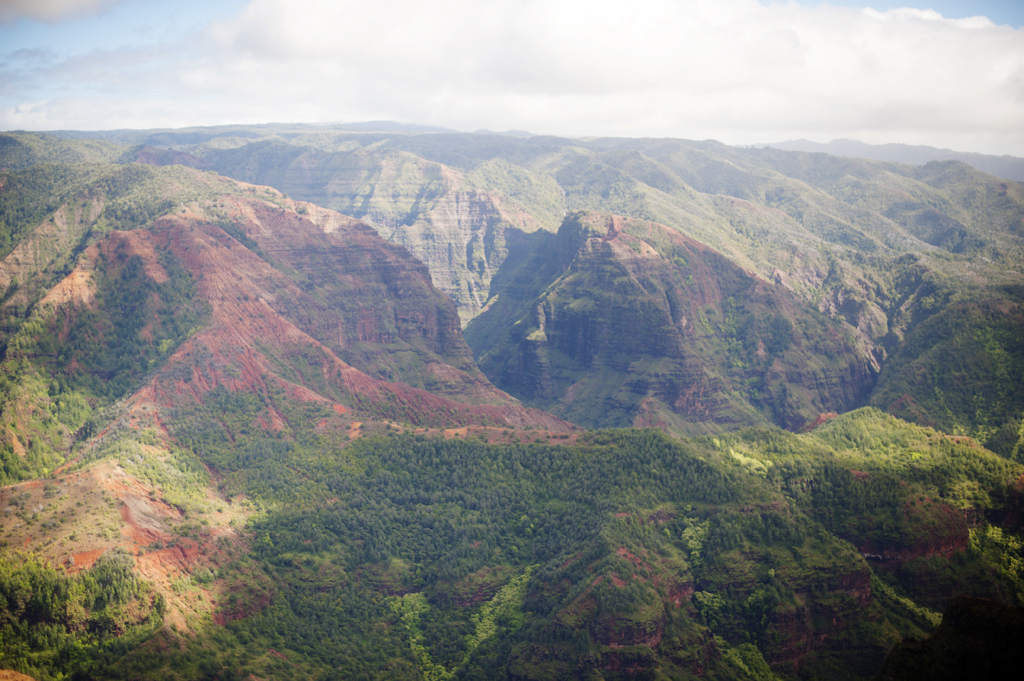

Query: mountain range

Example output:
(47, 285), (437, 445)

(0, 126), (1022, 681)
(763, 139), (1024, 183)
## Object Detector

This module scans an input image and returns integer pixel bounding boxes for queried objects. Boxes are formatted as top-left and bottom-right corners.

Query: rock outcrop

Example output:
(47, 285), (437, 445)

(469, 211), (877, 435)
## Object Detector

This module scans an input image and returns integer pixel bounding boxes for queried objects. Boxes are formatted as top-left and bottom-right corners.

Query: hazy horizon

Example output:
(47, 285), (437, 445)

(2, 0), (1023, 156)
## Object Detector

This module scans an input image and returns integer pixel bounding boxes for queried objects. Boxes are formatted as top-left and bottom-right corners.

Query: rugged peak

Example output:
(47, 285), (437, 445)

(471, 211), (875, 434)
(556, 211), (651, 268)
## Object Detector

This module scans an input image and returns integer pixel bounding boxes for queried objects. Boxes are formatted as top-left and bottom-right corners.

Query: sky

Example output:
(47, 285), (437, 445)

(1, 0), (1023, 156)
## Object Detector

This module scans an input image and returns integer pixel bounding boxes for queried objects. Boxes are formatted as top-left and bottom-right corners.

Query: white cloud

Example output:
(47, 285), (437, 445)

(3, 0), (1024, 155)
(0, 0), (124, 24)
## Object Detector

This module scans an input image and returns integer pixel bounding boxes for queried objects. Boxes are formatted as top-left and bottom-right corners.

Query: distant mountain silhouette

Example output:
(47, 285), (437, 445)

(762, 138), (1024, 182)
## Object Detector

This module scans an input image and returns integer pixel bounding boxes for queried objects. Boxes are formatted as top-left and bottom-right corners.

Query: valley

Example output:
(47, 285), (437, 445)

(0, 127), (1022, 680)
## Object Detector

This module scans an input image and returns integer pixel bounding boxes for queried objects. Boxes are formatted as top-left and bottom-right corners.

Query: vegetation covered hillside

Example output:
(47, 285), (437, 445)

(0, 160), (570, 483)
(1, 409), (1021, 681)
(0, 131), (1022, 680)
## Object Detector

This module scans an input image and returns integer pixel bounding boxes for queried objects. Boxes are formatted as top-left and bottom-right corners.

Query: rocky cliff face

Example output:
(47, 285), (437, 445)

(209, 195), (489, 398)
(469, 211), (877, 435)
(195, 145), (563, 324)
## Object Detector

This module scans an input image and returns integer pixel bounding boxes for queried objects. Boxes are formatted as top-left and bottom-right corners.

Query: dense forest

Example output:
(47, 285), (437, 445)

(2, 414), (1022, 680)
